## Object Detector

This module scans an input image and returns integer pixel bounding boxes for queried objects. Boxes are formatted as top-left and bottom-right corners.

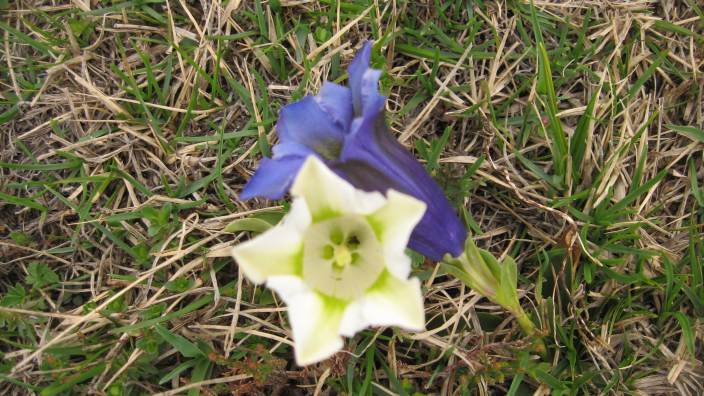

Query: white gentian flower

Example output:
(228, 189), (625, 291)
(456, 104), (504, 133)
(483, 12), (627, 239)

(231, 156), (427, 365)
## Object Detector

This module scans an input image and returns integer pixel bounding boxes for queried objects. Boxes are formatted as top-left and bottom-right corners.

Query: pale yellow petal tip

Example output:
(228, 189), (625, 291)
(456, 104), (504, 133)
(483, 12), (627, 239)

(294, 337), (344, 366)
(362, 274), (426, 332)
(395, 277), (426, 331)
(290, 156), (340, 197)
(230, 213), (306, 284)
(386, 189), (427, 223)
(230, 244), (266, 284)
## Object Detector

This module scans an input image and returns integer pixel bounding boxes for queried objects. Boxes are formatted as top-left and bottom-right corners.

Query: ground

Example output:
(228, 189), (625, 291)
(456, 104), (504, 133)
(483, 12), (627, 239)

(1, 0), (703, 395)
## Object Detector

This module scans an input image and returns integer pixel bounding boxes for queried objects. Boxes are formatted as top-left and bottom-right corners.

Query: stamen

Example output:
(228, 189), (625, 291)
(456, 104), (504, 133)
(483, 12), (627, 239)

(333, 245), (352, 270)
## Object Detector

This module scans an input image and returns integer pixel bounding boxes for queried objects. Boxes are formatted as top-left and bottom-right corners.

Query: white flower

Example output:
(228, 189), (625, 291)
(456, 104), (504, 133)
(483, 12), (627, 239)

(231, 156), (427, 365)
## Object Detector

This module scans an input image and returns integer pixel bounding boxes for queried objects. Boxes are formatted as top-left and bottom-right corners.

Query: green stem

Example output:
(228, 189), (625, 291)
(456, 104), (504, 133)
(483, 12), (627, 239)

(444, 237), (547, 355)
(513, 306), (536, 337)
(510, 305), (546, 355)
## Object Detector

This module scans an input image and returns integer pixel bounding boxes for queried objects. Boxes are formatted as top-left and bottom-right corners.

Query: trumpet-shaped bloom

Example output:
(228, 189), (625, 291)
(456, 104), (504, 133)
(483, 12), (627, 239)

(240, 41), (467, 261)
(232, 156), (426, 365)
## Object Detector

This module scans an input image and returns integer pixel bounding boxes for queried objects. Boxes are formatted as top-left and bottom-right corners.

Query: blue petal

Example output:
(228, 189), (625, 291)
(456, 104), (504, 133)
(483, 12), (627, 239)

(272, 141), (316, 158)
(277, 96), (345, 160)
(242, 41), (466, 260)
(337, 112), (467, 260)
(240, 156), (306, 200)
(347, 41), (384, 117)
(316, 82), (353, 130)
(360, 68), (383, 115)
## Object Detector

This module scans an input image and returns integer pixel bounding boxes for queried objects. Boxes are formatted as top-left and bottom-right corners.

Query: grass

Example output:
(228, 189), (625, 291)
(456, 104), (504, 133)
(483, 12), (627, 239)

(1, 0), (703, 394)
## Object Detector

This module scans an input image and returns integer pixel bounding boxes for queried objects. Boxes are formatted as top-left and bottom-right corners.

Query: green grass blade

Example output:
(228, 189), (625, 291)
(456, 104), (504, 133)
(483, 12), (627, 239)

(668, 124), (704, 144)
(154, 324), (205, 358)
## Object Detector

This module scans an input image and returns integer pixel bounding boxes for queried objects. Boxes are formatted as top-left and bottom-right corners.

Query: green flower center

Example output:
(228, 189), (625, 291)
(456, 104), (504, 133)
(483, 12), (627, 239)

(333, 244), (352, 268)
(302, 215), (384, 300)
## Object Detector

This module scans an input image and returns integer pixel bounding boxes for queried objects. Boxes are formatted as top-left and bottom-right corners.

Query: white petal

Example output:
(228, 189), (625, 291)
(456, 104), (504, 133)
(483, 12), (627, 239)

(266, 275), (310, 304)
(287, 291), (347, 365)
(290, 156), (385, 221)
(231, 199), (311, 283)
(285, 197), (314, 231)
(367, 190), (426, 279)
(339, 301), (368, 337)
(361, 271), (425, 331)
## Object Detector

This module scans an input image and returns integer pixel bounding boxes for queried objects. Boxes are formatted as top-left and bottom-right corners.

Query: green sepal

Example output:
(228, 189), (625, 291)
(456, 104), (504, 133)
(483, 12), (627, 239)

(494, 256), (520, 311)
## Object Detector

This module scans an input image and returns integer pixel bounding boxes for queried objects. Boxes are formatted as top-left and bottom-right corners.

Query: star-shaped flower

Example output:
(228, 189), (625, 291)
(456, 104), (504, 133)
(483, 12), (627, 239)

(232, 156), (427, 365)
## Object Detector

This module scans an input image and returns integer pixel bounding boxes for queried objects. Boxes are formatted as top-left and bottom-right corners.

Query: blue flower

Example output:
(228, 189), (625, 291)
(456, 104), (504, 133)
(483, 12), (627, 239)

(240, 41), (467, 261)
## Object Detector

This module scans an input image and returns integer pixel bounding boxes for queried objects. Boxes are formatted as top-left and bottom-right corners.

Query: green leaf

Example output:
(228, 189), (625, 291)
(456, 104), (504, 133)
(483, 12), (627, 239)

(672, 312), (696, 357)
(1, 284), (27, 306)
(689, 158), (704, 206)
(0, 191), (47, 212)
(188, 358), (212, 396)
(40, 363), (106, 396)
(0, 374), (38, 391)
(596, 168), (668, 223)
(653, 20), (703, 39)
(140, 303), (166, 320)
(515, 151), (562, 190)
(224, 217), (274, 233)
(626, 50), (668, 101)
(0, 21), (54, 56)
(530, 367), (567, 390)
(0, 159), (82, 171)
(479, 249), (502, 281)
(165, 278), (194, 293)
(571, 82), (601, 183)
(68, 18), (92, 36)
(112, 294), (213, 333)
(157, 203), (173, 224)
(668, 124), (704, 144)
(26, 263), (60, 288)
(159, 359), (200, 385)
(507, 372), (525, 396)
(9, 231), (32, 246)
(495, 256), (519, 310)
(137, 330), (164, 355)
(154, 324), (205, 358)
(536, 42), (568, 186)
(439, 262), (477, 292)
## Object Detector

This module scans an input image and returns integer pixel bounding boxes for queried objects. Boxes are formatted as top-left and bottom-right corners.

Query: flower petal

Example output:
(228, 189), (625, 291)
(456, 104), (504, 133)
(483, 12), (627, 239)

(265, 275), (310, 303)
(348, 41), (384, 116)
(367, 190), (426, 279)
(240, 156), (305, 200)
(338, 301), (367, 337)
(287, 291), (347, 365)
(359, 68), (383, 115)
(271, 141), (316, 158)
(230, 199), (311, 283)
(315, 82), (353, 130)
(338, 118), (467, 261)
(291, 156), (386, 221)
(278, 96), (345, 160)
(361, 271), (425, 331)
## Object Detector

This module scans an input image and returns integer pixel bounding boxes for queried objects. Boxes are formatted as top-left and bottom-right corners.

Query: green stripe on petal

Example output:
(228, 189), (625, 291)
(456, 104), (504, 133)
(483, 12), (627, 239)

(287, 291), (348, 365)
(367, 189), (426, 245)
(367, 190), (426, 279)
(231, 199), (310, 283)
(362, 270), (425, 331)
(231, 230), (303, 283)
(291, 157), (385, 222)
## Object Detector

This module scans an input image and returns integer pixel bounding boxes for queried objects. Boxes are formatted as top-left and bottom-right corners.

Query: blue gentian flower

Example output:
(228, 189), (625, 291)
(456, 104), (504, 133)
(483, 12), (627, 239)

(240, 41), (467, 261)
